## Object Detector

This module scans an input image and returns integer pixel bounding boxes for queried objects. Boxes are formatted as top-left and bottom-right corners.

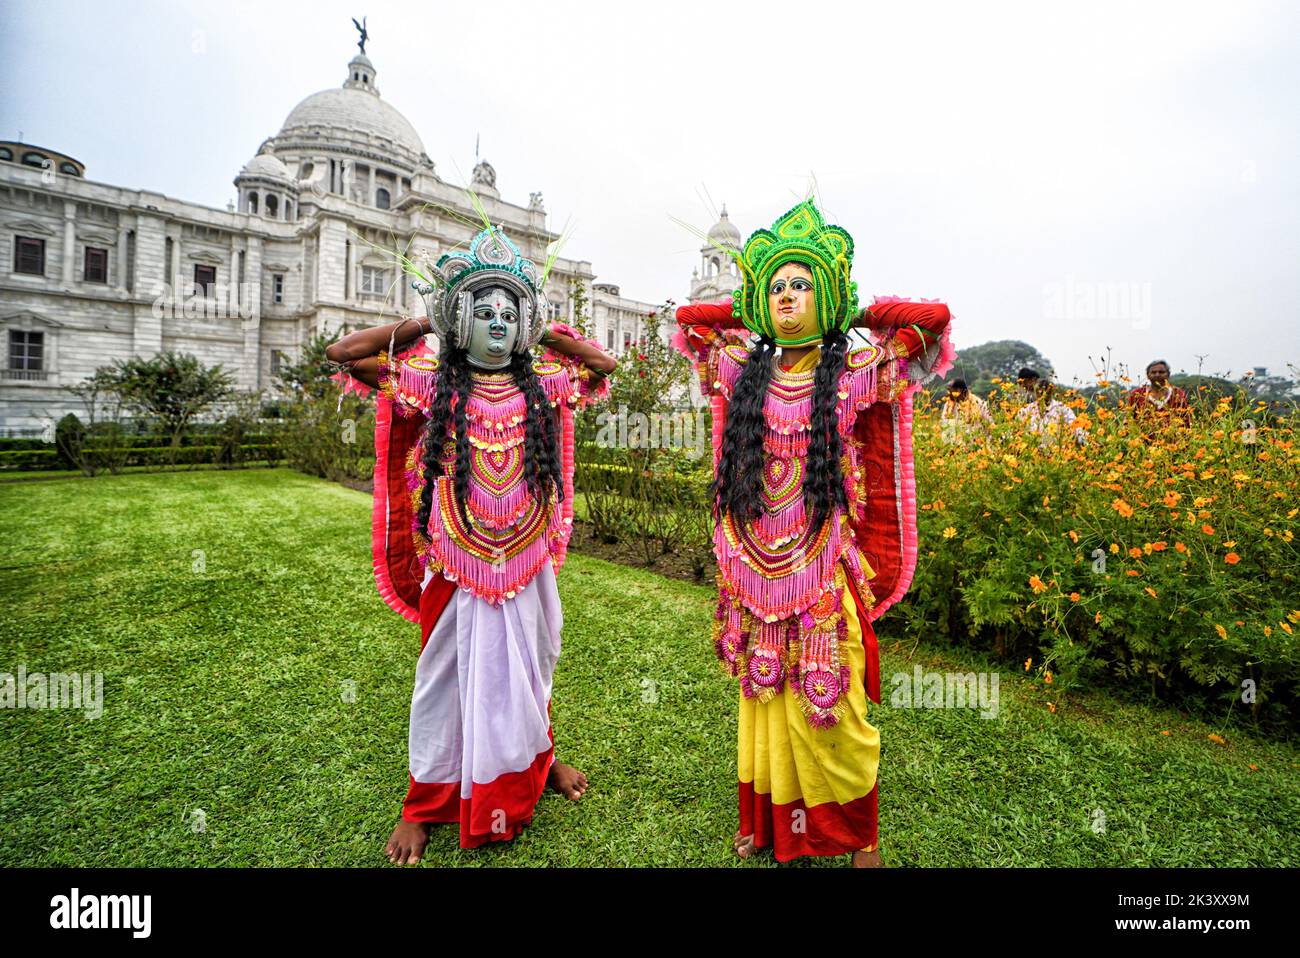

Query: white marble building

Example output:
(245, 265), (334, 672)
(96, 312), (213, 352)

(0, 44), (691, 433)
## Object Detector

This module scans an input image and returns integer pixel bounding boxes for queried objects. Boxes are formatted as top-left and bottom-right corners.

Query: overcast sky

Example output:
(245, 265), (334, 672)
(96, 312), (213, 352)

(3, 0), (1296, 384)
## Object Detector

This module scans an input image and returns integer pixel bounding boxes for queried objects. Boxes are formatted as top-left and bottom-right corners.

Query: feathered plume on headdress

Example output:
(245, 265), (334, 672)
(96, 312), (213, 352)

(351, 184), (574, 353)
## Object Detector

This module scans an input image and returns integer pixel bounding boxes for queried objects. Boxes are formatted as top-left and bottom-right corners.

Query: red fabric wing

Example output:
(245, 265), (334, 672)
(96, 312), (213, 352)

(372, 395), (425, 623)
(850, 398), (919, 625)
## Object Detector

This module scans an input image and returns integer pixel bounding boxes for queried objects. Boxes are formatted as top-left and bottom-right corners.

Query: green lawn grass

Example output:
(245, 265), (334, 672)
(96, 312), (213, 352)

(1, 469), (1295, 867)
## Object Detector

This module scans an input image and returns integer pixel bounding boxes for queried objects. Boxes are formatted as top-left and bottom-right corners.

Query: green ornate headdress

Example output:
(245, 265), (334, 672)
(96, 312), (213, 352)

(729, 200), (858, 346)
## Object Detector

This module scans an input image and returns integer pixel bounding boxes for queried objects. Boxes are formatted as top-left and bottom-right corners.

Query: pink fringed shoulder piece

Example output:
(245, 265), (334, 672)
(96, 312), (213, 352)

(378, 348), (440, 418)
(835, 343), (885, 432)
(540, 324), (612, 409)
(674, 298), (748, 398)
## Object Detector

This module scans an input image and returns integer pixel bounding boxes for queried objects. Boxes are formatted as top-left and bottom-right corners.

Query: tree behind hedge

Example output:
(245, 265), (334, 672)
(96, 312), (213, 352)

(114, 352), (235, 462)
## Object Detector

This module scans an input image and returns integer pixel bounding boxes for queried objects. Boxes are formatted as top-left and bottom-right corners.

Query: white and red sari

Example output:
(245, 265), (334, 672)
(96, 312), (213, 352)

(371, 336), (604, 848)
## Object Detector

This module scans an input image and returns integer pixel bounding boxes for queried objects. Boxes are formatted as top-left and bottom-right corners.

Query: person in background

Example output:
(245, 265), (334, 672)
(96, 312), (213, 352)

(1127, 359), (1191, 428)
(1015, 370), (1085, 446)
(940, 378), (991, 441)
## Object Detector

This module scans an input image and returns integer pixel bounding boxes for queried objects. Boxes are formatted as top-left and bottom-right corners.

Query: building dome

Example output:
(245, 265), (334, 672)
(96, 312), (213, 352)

(273, 53), (427, 167)
(280, 89), (425, 157)
(707, 205), (742, 248)
(239, 148), (292, 181)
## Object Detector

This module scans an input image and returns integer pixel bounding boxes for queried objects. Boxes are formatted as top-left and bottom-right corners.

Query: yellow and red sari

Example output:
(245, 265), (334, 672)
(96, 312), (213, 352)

(676, 296), (952, 861)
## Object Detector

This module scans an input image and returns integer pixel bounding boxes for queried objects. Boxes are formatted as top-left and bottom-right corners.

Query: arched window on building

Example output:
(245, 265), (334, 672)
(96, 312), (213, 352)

(248, 192), (259, 214)
(266, 194), (279, 218)
(375, 188), (390, 210)
(60, 162), (79, 176)
(0, 147), (13, 161)
(22, 151), (46, 168)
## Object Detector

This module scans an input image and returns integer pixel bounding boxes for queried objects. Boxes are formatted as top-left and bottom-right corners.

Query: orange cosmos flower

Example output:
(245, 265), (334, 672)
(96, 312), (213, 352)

(1094, 611), (1102, 624)
(1024, 657), (1032, 671)
(1128, 547), (1143, 559)
(1112, 498), (1134, 518)
(1201, 524), (1215, 535)
(1029, 575), (1048, 594)
(1047, 703), (1057, 713)
(1163, 491), (1181, 507)
(1225, 553), (1241, 564)
(1174, 542), (1187, 553)
(1126, 570), (1141, 577)
(1069, 592), (1081, 602)
(1144, 587), (1158, 598)
(1207, 733), (1226, 746)
(1044, 671), (1053, 684)
(1215, 624), (1228, 640)
(1151, 541), (1168, 551)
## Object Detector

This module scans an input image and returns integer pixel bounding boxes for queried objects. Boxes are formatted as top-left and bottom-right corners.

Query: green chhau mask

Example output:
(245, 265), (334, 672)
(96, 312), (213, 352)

(731, 200), (859, 347)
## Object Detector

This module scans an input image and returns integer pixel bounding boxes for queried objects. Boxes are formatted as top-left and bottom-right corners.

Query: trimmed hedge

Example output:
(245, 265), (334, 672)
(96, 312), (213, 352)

(0, 444), (279, 471)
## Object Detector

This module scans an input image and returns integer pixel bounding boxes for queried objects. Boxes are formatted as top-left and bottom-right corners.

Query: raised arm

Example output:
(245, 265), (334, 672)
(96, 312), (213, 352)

(541, 325), (617, 379)
(856, 299), (951, 360)
(672, 296), (747, 396)
(324, 316), (432, 389)
(845, 297), (954, 406)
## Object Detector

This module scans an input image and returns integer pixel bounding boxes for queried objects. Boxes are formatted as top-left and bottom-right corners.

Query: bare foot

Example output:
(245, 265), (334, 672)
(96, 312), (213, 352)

(548, 761), (588, 801)
(852, 847), (882, 868)
(733, 830), (757, 859)
(385, 819), (431, 866)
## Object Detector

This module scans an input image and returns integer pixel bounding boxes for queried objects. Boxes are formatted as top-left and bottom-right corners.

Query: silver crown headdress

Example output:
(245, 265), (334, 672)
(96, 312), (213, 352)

(411, 226), (546, 354)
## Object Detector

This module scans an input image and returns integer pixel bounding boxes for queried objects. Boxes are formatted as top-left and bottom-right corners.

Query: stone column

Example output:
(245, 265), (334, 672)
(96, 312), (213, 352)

(131, 213), (167, 357)
(368, 165), (376, 206)
(62, 201), (76, 285)
(345, 230), (356, 303)
(115, 225), (130, 292)
(229, 236), (240, 312)
(169, 227), (185, 292)
(317, 218), (347, 304)
(241, 235), (263, 390)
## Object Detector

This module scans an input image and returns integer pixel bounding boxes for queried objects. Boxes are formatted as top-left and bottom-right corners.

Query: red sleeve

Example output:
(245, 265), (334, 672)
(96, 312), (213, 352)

(672, 296), (747, 396)
(863, 300), (950, 358)
(676, 298), (736, 330)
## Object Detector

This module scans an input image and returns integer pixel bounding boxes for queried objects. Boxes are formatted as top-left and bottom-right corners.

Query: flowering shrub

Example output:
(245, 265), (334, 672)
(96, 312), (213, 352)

(902, 379), (1299, 726)
(573, 316), (715, 572)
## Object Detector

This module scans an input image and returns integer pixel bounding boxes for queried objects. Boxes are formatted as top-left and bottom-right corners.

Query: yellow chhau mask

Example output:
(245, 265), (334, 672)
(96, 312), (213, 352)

(724, 200), (859, 347)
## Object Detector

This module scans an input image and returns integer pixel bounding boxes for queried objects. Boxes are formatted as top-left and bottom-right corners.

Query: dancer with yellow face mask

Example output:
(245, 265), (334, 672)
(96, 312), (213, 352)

(672, 199), (954, 866)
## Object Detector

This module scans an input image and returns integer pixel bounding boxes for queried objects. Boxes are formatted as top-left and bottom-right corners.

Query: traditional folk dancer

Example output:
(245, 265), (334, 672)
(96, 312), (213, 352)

(672, 201), (953, 866)
(327, 225), (615, 864)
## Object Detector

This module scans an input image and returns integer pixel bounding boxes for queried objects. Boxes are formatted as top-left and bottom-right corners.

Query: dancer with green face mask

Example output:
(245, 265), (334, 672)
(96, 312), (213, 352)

(671, 199), (954, 866)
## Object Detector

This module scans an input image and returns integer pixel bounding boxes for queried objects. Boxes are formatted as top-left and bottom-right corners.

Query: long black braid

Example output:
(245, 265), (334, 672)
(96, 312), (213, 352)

(712, 329), (851, 531)
(416, 336), (473, 535)
(804, 329), (851, 530)
(712, 336), (777, 524)
(414, 341), (564, 536)
(506, 350), (563, 507)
